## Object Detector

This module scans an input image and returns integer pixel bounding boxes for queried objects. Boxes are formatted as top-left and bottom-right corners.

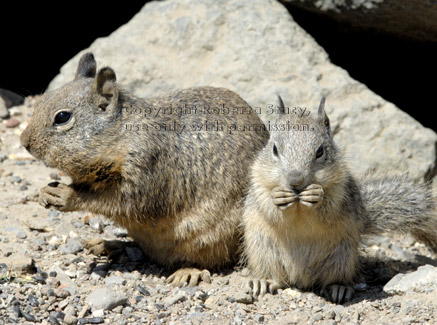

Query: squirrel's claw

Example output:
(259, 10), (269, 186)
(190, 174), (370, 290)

(244, 278), (281, 296)
(272, 187), (298, 210)
(321, 284), (354, 303)
(299, 184), (324, 207)
(166, 268), (211, 287)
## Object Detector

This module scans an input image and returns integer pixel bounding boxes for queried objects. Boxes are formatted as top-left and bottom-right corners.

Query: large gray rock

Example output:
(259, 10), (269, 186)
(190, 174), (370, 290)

(1, 88), (25, 120)
(0, 97), (9, 119)
(383, 265), (437, 294)
(0, 88), (24, 108)
(282, 0), (437, 42)
(47, 0), (437, 179)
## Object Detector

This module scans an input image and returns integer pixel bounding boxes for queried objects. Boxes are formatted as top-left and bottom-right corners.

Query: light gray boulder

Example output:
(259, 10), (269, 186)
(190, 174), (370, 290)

(384, 265), (437, 294)
(47, 0), (437, 179)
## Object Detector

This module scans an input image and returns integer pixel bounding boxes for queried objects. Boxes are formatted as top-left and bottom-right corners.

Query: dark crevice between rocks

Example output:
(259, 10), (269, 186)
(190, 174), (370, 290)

(281, 2), (437, 133)
(0, 2), (147, 97)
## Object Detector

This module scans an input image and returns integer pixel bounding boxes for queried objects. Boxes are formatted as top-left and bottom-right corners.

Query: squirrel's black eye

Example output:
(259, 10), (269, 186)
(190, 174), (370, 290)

(273, 144), (279, 157)
(54, 111), (72, 126)
(315, 145), (324, 159)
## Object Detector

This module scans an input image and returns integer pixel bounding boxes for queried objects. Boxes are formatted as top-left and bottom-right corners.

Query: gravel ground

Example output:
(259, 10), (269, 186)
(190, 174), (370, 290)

(0, 98), (436, 324)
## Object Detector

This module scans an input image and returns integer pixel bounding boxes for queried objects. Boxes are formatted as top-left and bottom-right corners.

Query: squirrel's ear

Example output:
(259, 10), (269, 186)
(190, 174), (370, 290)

(94, 67), (119, 110)
(317, 97), (330, 134)
(277, 95), (286, 114)
(75, 53), (97, 80)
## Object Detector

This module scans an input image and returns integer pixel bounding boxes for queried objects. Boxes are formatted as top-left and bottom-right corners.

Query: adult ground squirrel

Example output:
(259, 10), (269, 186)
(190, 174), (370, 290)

(21, 53), (269, 285)
(242, 97), (437, 302)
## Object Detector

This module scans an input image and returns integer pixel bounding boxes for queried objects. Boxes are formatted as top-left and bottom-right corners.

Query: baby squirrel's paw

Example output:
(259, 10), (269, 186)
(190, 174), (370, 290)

(321, 284), (354, 304)
(39, 182), (74, 212)
(244, 278), (282, 296)
(166, 268), (211, 287)
(271, 186), (298, 210)
(299, 184), (324, 208)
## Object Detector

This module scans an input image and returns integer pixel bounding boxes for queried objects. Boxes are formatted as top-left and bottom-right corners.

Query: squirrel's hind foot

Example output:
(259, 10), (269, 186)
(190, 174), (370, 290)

(166, 268), (211, 287)
(244, 278), (282, 296)
(321, 284), (354, 304)
(84, 238), (130, 261)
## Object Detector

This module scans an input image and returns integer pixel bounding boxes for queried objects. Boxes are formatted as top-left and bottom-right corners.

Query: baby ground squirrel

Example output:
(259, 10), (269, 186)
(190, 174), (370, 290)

(21, 53), (269, 285)
(242, 97), (437, 303)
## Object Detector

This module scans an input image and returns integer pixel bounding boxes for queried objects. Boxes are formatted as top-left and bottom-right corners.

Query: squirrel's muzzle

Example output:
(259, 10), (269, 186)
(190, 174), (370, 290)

(20, 127), (31, 153)
(287, 169), (307, 192)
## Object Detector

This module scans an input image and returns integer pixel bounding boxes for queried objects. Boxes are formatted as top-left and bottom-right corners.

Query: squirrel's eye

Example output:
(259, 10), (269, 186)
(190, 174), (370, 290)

(315, 145), (324, 159)
(54, 111), (72, 126)
(273, 144), (279, 157)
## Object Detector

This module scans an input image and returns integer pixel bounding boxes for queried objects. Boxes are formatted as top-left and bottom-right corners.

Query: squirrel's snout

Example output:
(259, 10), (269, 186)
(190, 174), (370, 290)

(287, 170), (306, 191)
(20, 128), (31, 153)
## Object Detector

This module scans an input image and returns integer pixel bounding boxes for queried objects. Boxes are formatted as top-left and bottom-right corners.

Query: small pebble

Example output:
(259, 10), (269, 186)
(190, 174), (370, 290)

(59, 238), (83, 255)
(28, 294), (39, 307)
(56, 289), (71, 299)
(135, 285), (151, 296)
(50, 172), (61, 180)
(78, 317), (104, 324)
(10, 175), (22, 183)
(87, 287), (127, 311)
(313, 313), (324, 321)
(63, 313), (77, 325)
(89, 218), (103, 233)
(72, 221), (84, 228)
(21, 310), (38, 322)
(16, 231), (27, 239)
(5, 117), (20, 128)
(48, 209), (61, 218)
(254, 314), (265, 323)
(112, 227), (129, 237)
(12, 302), (21, 317)
(232, 293), (254, 305)
(55, 310), (66, 320)
(105, 275), (127, 286)
(92, 309), (104, 317)
(163, 293), (187, 307)
(32, 275), (46, 284)
(49, 315), (61, 325)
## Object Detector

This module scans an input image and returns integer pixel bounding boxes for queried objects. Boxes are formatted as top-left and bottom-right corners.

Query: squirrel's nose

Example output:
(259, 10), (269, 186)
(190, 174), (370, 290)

(287, 170), (306, 190)
(20, 128), (31, 152)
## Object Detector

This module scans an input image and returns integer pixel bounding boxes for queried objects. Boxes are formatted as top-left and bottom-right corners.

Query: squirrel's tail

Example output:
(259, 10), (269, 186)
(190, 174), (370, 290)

(361, 174), (437, 253)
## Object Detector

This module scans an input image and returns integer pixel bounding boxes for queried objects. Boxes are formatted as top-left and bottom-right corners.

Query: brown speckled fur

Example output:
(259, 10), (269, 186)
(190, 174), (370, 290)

(21, 53), (269, 270)
(242, 97), (437, 297)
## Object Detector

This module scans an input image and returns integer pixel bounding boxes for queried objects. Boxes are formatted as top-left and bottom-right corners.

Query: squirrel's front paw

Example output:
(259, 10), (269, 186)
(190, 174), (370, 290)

(272, 186), (298, 210)
(39, 182), (74, 212)
(244, 278), (282, 296)
(299, 184), (324, 208)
